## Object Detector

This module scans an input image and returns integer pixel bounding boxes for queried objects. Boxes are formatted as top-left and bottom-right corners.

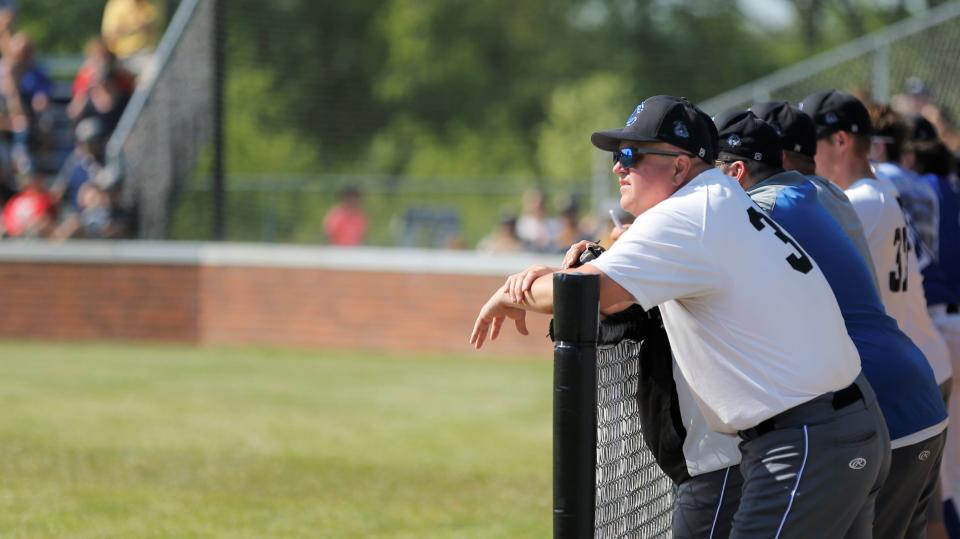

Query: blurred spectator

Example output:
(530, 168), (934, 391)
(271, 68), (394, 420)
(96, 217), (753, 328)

(102, 0), (159, 77)
(323, 186), (367, 246)
(69, 63), (131, 134)
(69, 37), (134, 124)
(516, 189), (557, 252)
(553, 198), (590, 252)
(51, 118), (107, 218)
(2, 171), (54, 238)
(892, 76), (935, 117)
(51, 181), (125, 240)
(0, 32), (54, 150)
(921, 104), (960, 156)
(477, 214), (523, 253)
(599, 209), (635, 248)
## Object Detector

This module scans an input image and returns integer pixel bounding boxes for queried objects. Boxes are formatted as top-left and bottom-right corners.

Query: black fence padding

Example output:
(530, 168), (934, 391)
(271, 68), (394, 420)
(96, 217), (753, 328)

(552, 272), (600, 539)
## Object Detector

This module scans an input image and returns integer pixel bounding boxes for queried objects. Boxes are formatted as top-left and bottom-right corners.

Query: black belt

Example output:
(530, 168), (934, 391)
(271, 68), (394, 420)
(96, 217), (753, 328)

(738, 383), (863, 440)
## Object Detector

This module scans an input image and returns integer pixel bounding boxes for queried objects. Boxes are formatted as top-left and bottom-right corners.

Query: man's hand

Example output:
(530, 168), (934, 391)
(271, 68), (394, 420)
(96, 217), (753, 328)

(504, 265), (557, 304)
(560, 240), (593, 269)
(470, 287), (529, 349)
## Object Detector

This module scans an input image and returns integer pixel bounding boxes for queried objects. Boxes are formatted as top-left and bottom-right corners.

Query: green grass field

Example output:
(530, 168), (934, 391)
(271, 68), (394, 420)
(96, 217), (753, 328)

(0, 342), (552, 538)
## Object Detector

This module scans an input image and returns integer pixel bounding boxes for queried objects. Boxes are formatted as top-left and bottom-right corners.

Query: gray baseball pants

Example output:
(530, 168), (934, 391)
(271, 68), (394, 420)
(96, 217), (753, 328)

(730, 375), (890, 539)
(876, 430), (947, 539)
(673, 465), (743, 539)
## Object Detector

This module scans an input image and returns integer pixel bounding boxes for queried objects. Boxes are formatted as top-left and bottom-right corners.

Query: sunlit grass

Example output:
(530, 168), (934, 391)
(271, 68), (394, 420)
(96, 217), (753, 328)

(0, 341), (552, 538)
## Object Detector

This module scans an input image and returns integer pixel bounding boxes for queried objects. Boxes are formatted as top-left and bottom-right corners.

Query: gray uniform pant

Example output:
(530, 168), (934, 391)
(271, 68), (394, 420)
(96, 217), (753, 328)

(730, 376), (890, 539)
(673, 465), (743, 539)
(876, 430), (947, 539)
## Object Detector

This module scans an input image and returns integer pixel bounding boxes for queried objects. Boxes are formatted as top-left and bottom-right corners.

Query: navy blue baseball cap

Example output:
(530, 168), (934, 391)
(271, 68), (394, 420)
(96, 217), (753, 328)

(799, 90), (873, 139)
(591, 95), (718, 164)
(750, 101), (817, 157)
(713, 110), (783, 168)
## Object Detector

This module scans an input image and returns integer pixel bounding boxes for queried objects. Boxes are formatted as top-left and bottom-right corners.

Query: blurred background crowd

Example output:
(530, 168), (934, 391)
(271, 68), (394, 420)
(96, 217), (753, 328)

(0, 0), (158, 241)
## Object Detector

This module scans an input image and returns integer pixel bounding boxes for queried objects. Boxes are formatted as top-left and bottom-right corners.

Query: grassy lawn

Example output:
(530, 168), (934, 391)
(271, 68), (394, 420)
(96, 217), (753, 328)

(0, 342), (552, 538)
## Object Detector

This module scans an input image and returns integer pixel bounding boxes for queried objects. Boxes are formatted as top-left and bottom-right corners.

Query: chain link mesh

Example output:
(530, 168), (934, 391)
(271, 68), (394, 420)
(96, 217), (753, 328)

(700, 4), (960, 115)
(106, 0), (214, 239)
(595, 339), (674, 538)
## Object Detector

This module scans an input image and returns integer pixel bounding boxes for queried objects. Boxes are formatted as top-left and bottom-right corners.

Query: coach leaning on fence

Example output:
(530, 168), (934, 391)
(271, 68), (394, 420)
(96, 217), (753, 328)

(470, 95), (889, 538)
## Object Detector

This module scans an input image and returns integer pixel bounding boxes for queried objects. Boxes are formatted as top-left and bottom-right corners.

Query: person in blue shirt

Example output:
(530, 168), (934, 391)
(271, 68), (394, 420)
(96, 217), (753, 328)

(715, 110), (947, 539)
(913, 118), (960, 538)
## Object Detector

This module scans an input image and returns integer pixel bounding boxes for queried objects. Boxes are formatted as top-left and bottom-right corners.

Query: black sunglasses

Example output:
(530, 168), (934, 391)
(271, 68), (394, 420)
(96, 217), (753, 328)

(613, 147), (693, 168)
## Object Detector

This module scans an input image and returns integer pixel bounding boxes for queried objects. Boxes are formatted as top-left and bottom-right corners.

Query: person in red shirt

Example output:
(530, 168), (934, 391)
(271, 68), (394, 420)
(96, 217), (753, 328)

(323, 186), (367, 246)
(2, 172), (54, 237)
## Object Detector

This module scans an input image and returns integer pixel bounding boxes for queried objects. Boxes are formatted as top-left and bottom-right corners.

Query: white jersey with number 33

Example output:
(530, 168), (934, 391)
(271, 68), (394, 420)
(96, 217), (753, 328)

(845, 177), (952, 384)
(589, 168), (861, 434)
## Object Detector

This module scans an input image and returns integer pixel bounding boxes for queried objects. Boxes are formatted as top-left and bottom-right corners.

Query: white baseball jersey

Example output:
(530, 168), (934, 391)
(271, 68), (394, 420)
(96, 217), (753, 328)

(590, 168), (861, 434)
(845, 177), (952, 384)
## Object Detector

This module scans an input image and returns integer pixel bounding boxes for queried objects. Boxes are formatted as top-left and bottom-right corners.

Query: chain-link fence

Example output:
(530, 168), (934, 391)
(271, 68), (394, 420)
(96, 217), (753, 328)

(699, 1), (960, 115)
(106, 0), (214, 239)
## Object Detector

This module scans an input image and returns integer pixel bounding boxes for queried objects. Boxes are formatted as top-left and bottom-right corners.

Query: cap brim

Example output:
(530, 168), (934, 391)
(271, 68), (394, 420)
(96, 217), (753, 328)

(590, 128), (661, 151)
(813, 124), (837, 139)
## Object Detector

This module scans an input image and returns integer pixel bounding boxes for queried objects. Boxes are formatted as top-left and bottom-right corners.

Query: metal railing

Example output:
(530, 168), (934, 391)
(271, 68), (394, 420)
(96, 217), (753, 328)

(106, 0), (214, 239)
(699, 1), (960, 115)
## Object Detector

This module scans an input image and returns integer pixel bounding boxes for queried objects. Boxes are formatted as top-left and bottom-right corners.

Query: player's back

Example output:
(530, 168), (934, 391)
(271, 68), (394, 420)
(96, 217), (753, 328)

(804, 174), (878, 284)
(749, 171), (947, 445)
(592, 169), (861, 433)
(846, 177), (952, 384)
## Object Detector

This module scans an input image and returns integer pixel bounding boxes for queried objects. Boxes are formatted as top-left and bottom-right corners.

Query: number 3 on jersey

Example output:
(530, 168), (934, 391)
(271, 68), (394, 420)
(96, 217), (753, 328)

(746, 207), (814, 274)
(889, 226), (909, 292)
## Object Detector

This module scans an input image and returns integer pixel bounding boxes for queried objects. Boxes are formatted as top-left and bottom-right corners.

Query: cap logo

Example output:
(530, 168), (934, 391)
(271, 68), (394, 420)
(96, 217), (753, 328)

(754, 152), (763, 161)
(727, 134), (741, 147)
(851, 124), (859, 133)
(673, 121), (689, 138)
(625, 103), (645, 127)
(825, 112), (839, 125)
(698, 148), (706, 158)
(794, 143), (801, 152)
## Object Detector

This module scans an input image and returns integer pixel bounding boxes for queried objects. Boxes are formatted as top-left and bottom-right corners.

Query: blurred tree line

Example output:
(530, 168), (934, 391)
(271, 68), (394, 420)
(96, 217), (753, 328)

(13, 0), (952, 243)
(218, 0), (944, 183)
(18, 0), (945, 183)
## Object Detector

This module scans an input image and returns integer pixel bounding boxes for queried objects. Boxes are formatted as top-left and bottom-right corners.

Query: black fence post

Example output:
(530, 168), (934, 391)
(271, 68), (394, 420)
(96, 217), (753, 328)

(212, 0), (226, 241)
(552, 272), (600, 539)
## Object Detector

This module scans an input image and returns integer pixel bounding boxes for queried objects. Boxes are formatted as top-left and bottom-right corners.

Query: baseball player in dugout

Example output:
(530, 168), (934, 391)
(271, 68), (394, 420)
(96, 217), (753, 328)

(715, 108), (948, 539)
(470, 95), (888, 537)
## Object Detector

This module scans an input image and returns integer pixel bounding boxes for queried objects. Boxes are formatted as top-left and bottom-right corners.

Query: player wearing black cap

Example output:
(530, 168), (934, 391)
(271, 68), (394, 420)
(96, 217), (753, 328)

(750, 101), (877, 284)
(801, 90), (950, 539)
(471, 95), (887, 537)
(716, 109), (949, 539)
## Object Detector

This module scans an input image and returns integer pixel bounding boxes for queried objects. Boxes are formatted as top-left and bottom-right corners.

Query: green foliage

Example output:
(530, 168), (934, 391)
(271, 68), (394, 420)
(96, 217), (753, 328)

(15, 0), (107, 54)
(536, 72), (631, 182)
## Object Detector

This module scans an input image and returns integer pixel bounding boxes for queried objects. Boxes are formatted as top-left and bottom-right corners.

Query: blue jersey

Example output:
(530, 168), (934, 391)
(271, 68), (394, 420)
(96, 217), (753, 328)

(748, 171), (947, 444)
(922, 172), (960, 299)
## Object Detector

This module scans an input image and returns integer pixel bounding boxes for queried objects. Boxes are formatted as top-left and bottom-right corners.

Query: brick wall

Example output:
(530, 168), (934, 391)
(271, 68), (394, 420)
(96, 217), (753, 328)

(0, 243), (555, 357)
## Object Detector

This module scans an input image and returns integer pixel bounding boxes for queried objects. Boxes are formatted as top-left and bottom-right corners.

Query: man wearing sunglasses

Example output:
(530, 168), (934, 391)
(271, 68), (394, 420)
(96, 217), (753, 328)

(715, 109), (947, 539)
(471, 95), (886, 537)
